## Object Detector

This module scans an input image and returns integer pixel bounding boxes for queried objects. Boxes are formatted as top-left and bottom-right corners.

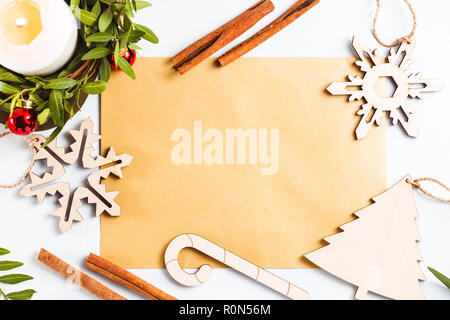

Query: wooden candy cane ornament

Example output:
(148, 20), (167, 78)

(165, 234), (310, 300)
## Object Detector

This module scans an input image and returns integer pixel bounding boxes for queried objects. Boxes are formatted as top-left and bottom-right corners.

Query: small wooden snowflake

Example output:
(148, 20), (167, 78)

(20, 118), (133, 233)
(327, 37), (444, 139)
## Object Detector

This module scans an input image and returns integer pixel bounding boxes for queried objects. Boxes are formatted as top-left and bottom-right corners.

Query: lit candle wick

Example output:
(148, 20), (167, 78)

(15, 17), (28, 28)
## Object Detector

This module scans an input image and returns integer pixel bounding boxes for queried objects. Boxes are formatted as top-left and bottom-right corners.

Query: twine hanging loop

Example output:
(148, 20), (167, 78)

(0, 132), (38, 189)
(373, 0), (417, 47)
(408, 177), (450, 203)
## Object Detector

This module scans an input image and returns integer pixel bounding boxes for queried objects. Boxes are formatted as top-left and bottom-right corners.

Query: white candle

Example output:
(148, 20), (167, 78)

(0, 0), (78, 76)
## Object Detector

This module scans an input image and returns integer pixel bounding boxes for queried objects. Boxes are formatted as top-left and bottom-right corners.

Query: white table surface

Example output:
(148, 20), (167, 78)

(0, 0), (449, 300)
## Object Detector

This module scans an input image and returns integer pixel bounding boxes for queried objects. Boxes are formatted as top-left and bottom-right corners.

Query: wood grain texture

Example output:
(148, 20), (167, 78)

(38, 249), (126, 300)
(171, 0), (274, 74)
(165, 234), (310, 300)
(86, 253), (177, 300)
(306, 176), (426, 300)
(20, 118), (133, 233)
(218, 0), (320, 67)
(327, 37), (444, 139)
(100, 57), (387, 269)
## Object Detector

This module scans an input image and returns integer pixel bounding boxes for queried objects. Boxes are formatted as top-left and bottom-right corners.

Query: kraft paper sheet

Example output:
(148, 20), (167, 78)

(100, 57), (386, 269)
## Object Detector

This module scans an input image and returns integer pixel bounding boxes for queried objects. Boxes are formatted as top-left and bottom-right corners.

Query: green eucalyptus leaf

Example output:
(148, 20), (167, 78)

(99, 0), (116, 5)
(43, 127), (63, 147)
(86, 32), (115, 43)
(128, 30), (145, 43)
(75, 9), (98, 26)
(117, 55), (135, 79)
(122, 11), (133, 30)
(119, 26), (132, 50)
(104, 23), (114, 34)
(49, 90), (65, 128)
(82, 47), (113, 60)
(6, 289), (37, 300)
(36, 101), (48, 112)
(134, 23), (158, 43)
(63, 99), (74, 117)
(43, 78), (78, 90)
(136, 1), (152, 10)
(82, 80), (108, 94)
(128, 43), (142, 51)
(91, 0), (101, 17)
(0, 261), (23, 271)
(113, 3), (126, 10)
(0, 81), (20, 94)
(99, 7), (113, 32)
(24, 76), (46, 86)
(0, 103), (10, 112)
(0, 274), (33, 285)
(37, 108), (51, 125)
(428, 267), (450, 289)
(57, 70), (70, 78)
(0, 249), (10, 256)
(70, 0), (81, 8)
(99, 58), (111, 81)
(9, 94), (20, 114)
(0, 72), (25, 84)
(130, 0), (137, 12)
(29, 93), (44, 105)
(63, 90), (75, 99)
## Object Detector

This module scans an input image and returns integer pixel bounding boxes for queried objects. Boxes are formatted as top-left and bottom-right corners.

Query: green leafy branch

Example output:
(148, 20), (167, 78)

(0, 0), (158, 144)
(0, 248), (36, 300)
(428, 267), (450, 290)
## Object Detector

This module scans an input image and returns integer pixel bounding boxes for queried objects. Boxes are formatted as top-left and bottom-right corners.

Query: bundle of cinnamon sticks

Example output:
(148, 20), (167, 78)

(38, 249), (176, 300)
(172, 0), (320, 74)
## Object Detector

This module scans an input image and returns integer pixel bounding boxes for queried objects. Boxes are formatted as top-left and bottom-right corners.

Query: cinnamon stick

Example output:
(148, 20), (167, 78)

(86, 253), (177, 300)
(38, 249), (126, 300)
(218, 0), (320, 67)
(172, 0), (274, 74)
(68, 60), (91, 79)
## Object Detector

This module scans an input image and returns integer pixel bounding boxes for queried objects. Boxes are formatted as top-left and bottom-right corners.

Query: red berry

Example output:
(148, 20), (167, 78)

(7, 108), (39, 135)
(108, 48), (136, 71)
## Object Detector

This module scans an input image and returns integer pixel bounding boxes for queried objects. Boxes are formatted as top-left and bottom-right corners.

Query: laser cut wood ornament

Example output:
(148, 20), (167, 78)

(20, 118), (132, 233)
(165, 234), (310, 300)
(327, 37), (444, 139)
(305, 176), (426, 300)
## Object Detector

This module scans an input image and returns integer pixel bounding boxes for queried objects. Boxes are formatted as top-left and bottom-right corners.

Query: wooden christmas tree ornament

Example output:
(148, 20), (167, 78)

(20, 117), (132, 233)
(327, 37), (444, 139)
(305, 175), (426, 300)
(165, 234), (310, 300)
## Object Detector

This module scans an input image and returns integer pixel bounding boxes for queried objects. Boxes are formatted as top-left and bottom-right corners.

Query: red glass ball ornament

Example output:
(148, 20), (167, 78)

(7, 108), (39, 135)
(108, 48), (137, 71)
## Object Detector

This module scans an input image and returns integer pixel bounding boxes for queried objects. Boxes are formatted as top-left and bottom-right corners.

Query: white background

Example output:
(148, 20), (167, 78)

(0, 0), (449, 300)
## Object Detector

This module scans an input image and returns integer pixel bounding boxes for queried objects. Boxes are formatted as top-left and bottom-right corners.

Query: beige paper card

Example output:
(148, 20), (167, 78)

(100, 57), (386, 269)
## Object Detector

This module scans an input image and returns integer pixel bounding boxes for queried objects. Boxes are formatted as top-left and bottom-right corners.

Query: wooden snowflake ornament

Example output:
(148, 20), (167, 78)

(20, 118), (132, 233)
(327, 37), (444, 139)
(305, 175), (426, 300)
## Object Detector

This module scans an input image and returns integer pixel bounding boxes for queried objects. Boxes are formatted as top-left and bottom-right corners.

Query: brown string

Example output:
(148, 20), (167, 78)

(373, 0), (417, 47)
(0, 132), (38, 189)
(407, 177), (450, 203)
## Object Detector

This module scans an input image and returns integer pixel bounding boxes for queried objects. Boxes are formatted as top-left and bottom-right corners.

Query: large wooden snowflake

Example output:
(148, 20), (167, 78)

(20, 118), (132, 233)
(327, 37), (444, 139)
